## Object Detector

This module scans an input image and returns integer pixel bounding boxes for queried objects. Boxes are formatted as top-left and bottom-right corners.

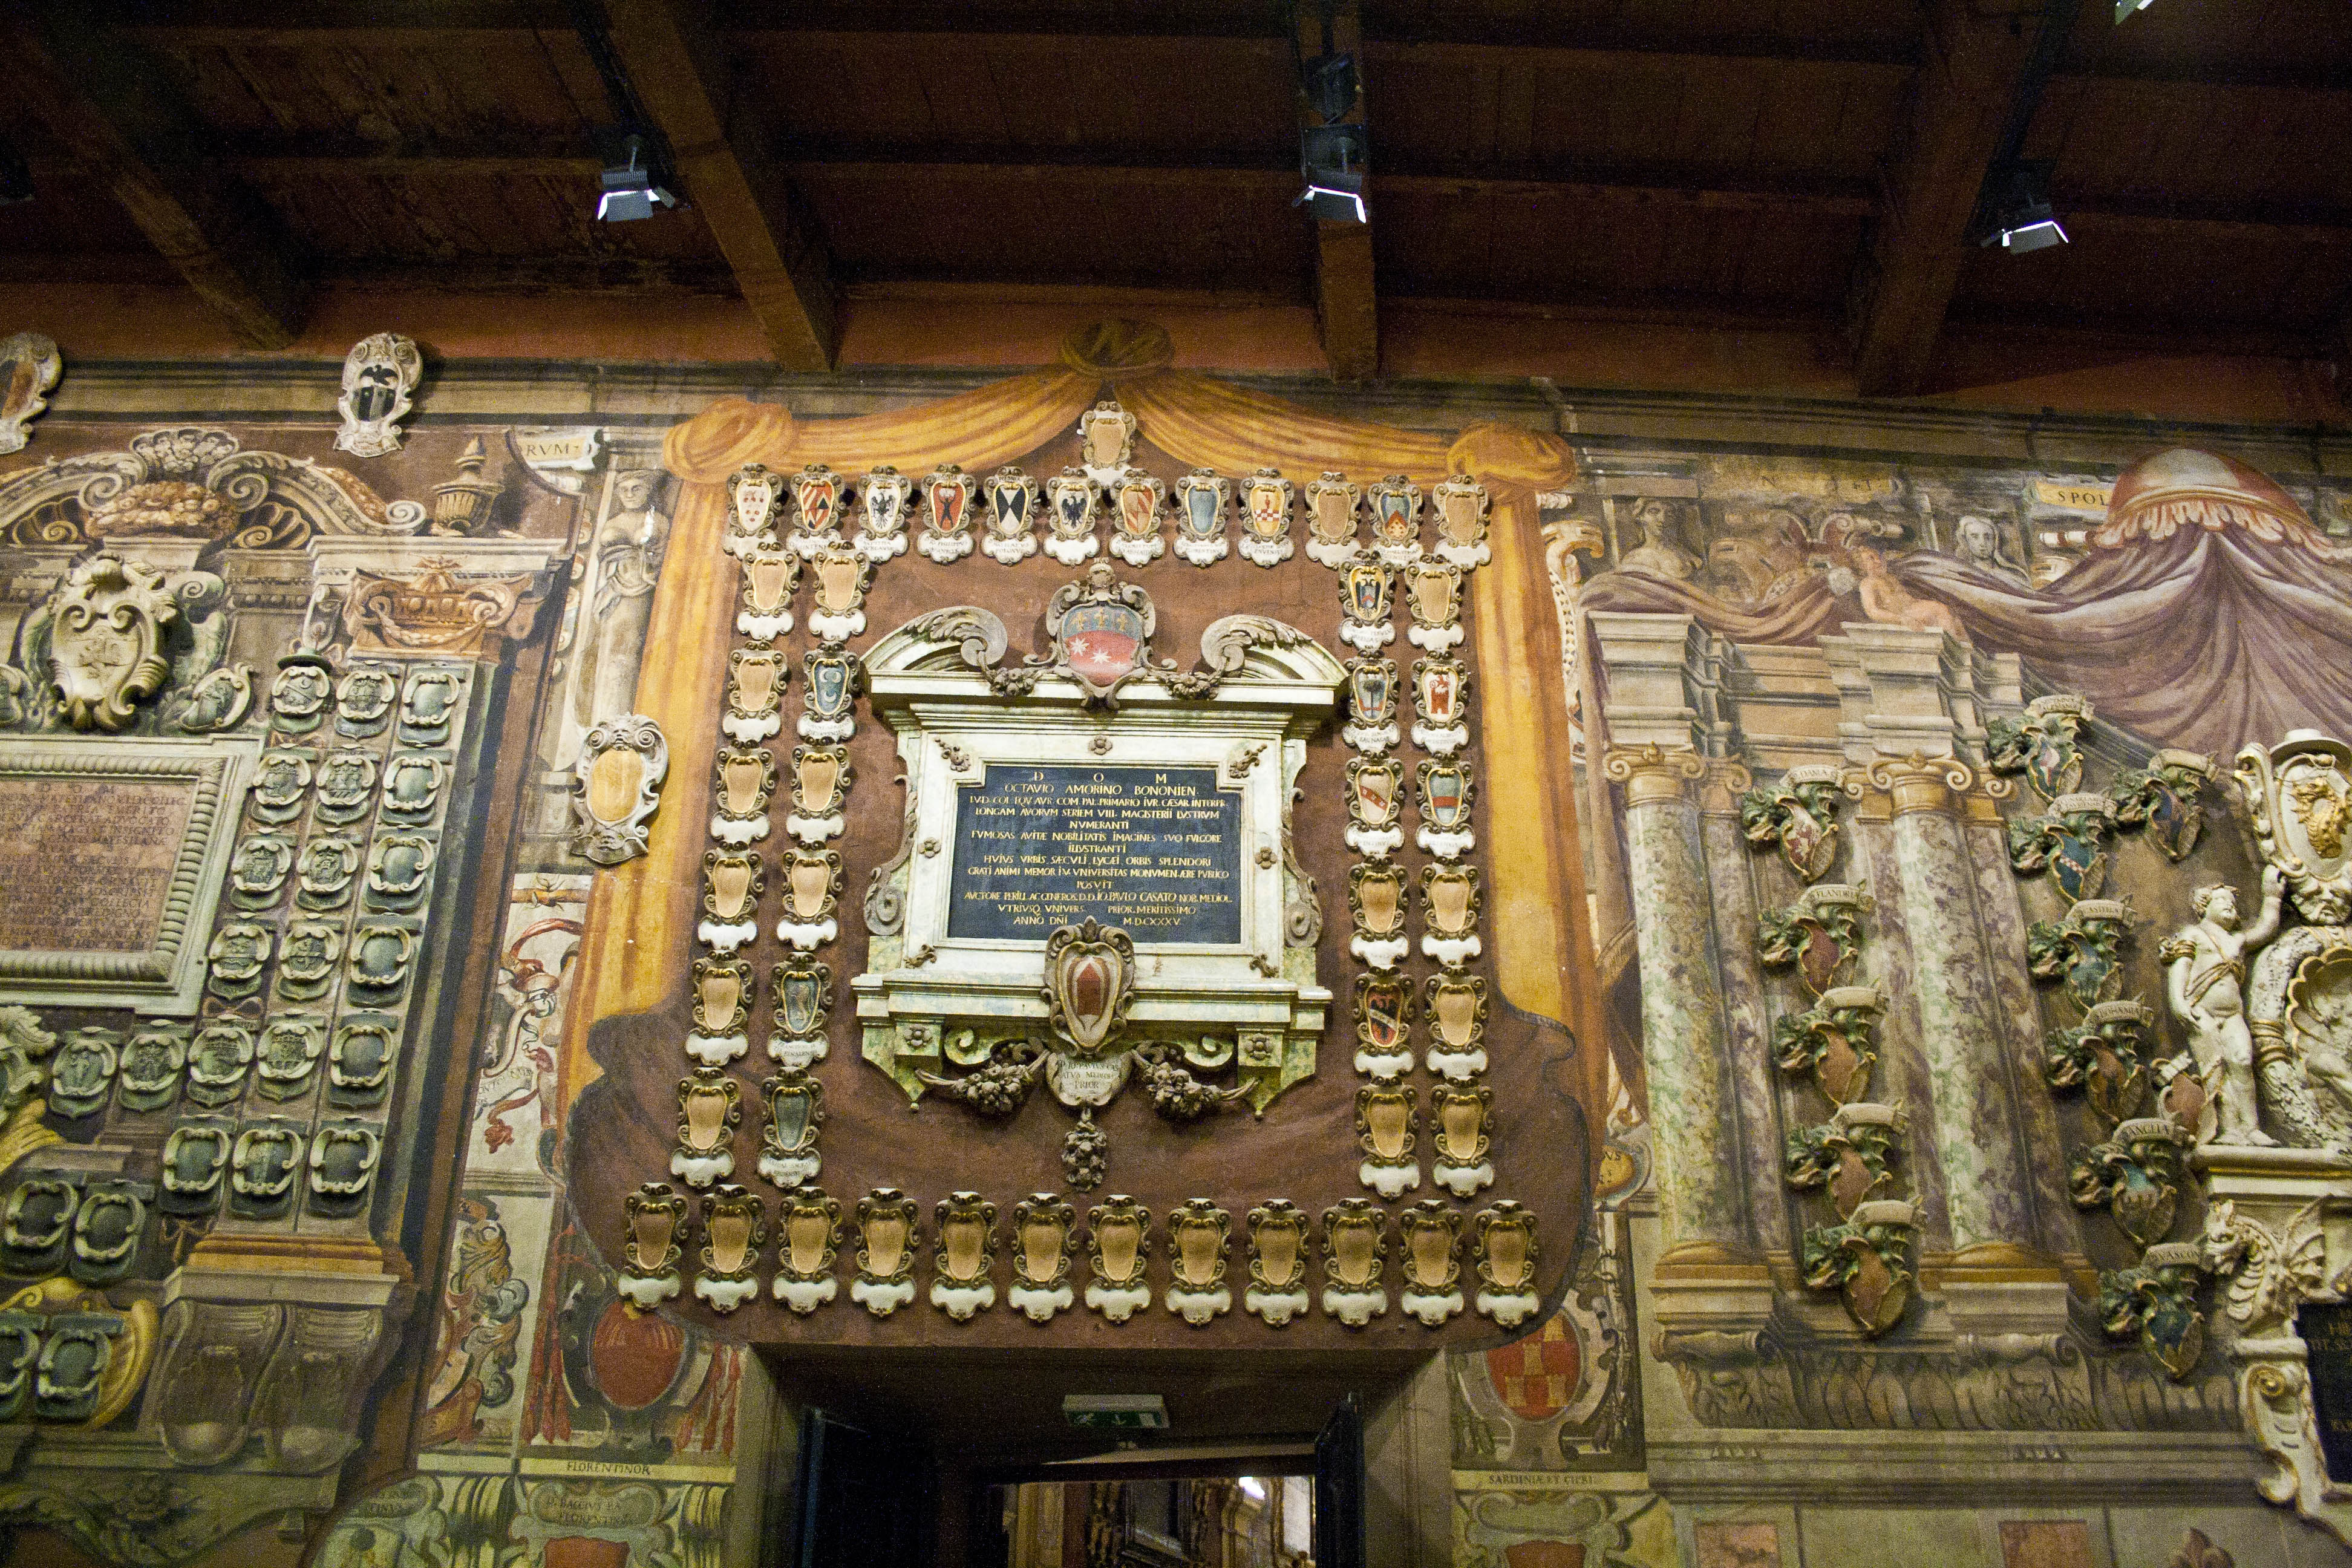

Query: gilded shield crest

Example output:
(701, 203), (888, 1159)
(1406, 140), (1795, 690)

(924, 465), (976, 537)
(1339, 558), (1394, 624)
(1044, 918), (1136, 1056)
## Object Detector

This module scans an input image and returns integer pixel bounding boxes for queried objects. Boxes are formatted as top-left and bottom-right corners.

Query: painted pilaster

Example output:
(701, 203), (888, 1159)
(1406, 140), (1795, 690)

(1699, 755), (1795, 1262)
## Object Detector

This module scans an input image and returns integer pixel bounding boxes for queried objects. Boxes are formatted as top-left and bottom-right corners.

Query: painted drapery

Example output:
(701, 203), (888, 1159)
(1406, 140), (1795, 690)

(558, 318), (1607, 1154)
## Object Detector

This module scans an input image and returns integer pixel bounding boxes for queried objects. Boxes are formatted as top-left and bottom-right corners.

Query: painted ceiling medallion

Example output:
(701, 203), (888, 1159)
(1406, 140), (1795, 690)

(333, 332), (422, 459)
(917, 464), (978, 563)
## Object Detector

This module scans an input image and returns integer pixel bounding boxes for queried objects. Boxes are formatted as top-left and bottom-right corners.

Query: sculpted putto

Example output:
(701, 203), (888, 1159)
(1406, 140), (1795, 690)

(2162, 868), (2283, 1145)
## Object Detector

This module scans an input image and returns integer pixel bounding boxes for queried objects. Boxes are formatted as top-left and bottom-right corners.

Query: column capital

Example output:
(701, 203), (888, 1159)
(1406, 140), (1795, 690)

(1864, 750), (1977, 816)
(1603, 742), (1707, 807)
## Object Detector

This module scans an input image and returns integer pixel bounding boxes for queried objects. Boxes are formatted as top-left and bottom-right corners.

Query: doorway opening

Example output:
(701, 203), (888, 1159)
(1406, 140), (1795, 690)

(986, 1471), (1315, 1567)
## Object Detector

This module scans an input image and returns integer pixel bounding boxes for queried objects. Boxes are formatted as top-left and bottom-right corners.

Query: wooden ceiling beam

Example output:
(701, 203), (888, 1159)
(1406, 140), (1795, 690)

(2, 2), (308, 349)
(1846, 0), (2045, 397)
(597, 0), (837, 370)
(1295, 0), (1375, 381)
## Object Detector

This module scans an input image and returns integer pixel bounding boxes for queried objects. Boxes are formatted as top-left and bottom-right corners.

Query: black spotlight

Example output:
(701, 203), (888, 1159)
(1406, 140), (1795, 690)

(1298, 123), (1368, 224)
(0, 136), (30, 206)
(1978, 165), (2068, 255)
(596, 132), (676, 224)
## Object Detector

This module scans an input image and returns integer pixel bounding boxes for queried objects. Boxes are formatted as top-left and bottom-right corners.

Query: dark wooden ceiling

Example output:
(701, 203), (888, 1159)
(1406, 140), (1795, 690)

(1, 0), (2347, 392)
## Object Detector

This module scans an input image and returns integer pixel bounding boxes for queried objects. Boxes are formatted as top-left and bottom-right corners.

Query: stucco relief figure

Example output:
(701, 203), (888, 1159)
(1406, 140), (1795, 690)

(573, 471), (671, 730)
(1949, 513), (2030, 586)
(2162, 869), (2284, 1145)
(1612, 497), (1698, 581)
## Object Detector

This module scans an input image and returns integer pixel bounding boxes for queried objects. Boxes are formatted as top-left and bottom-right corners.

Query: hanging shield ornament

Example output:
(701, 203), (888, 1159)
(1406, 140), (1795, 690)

(1356, 975), (1411, 1053)
(693, 959), (748, 1034)
(1077, 400), (1138, 474)
(1403, 560), (1461, 627)
(726, 464), (784, 546)
(791, 465), (843, 540)
(1306, 472), (1362, 553)
(1431, 476), (1490, 562)
(1050, 471), (1098, 535)
(1485, 1312), (1579, 1420)
(1368, 476), (1422, 557)
(987, 470), (1034, 535)
(1351, 865), (1405, 935)
(2050, 819), (2111, 904)
(1426, 975), (1488, 1050)
(1057, 599), (1146, 689)
(925, 466), (976, 537)
(1244, 471), (1289, 540)
(1340, 558), (1394, 624)
(773, 959), (832, 1036)
(1348, 658), (1397, 725)
(794, 746), (846, 814)
(1416, 658), (1464, 725)
(860, 465), (910, 547)
(1043, 920), (1137, 1056)
(803, 652), (856, 722)
(1424, 866), (1477, 935)
(1348, 757), (1403, 827)
(1782, 795), (1837, 881)
(1112, 471), (1163, 540)
(1420, 763), (1470, 832)
(2144, 773), (2200, 861)
(1173, 468), (1229, 562)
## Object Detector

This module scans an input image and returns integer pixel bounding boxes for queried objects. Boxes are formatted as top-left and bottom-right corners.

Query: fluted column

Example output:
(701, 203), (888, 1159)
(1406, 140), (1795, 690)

(1604, 742), (1757, 1268)
(1866, 751), (2059, 1283)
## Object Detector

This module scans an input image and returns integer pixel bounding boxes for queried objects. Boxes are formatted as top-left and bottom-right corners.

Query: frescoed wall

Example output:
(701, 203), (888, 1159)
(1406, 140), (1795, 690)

(0, 324), (2348, 1567)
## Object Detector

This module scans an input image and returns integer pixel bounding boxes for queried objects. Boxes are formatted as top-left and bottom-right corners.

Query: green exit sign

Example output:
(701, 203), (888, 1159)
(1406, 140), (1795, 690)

(1063, 1394), (1168, 1429)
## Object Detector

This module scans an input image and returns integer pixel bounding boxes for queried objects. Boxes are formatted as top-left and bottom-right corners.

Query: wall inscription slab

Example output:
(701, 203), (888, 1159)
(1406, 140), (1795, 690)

(0, 776), (197, 952)
(0, 736), (257, 1014)
(947, 764), (1241, 944)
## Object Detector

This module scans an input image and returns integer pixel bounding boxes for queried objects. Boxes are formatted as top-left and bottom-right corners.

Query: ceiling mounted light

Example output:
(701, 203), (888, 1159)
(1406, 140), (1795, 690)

(596, 133), (676, 223)
(1977, 165), (2068, 255)
(1297, 123), (1367, 224)
(2116, 0), (2155, 20)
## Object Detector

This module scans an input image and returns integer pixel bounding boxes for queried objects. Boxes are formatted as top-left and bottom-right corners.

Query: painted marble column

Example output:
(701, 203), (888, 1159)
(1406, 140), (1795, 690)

(1697, 756), (1795, 1259)
(1865, 752), (2056, 1273)
(1603, 742), (1757, 1267)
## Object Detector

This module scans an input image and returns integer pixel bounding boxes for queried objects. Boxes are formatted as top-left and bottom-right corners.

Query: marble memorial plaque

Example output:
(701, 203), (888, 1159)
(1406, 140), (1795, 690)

(2303, 1301), (2352, 1481)
(0, 776), (195, 952)
(949, 765), (1241, 944)
(0, 737), (258, 1014)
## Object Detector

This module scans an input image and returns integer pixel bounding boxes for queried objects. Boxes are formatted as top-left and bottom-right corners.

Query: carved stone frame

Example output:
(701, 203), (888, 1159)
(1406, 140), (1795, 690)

(852, 601), (1345, 1108)
(0, 736), (258, 1014)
